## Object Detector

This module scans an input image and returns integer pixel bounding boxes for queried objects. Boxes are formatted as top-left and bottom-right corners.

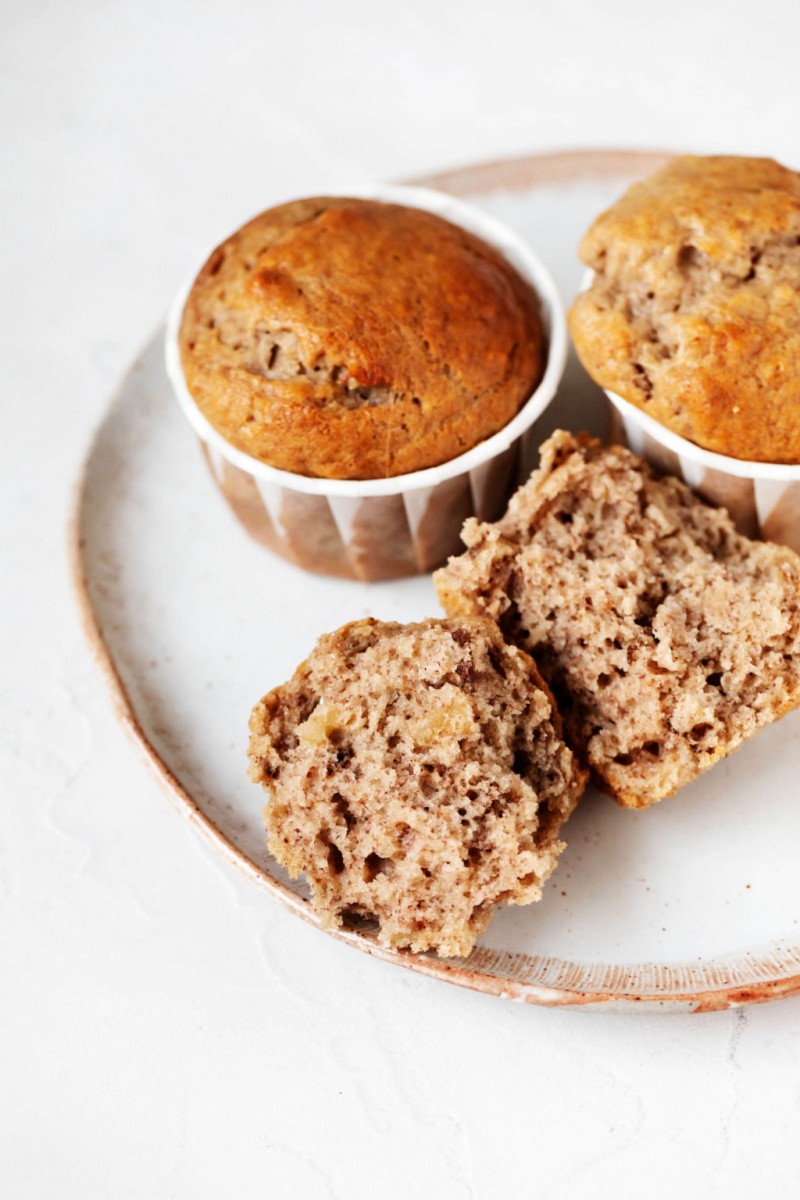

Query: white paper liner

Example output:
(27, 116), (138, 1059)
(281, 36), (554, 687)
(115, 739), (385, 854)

(607, 390), (800, 554)
(582, 263), (800, 552)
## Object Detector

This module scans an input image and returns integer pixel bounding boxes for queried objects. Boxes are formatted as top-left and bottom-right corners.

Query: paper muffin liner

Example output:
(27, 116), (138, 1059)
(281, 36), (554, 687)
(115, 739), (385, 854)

(576, 268), (800, 554)
(165, 184), (567, 581)
(606, 389), (800, 553)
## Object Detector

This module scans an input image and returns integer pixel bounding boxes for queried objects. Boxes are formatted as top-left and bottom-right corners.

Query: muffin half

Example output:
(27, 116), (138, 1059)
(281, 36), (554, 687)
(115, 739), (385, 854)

(436, 431), (800, 809)
(248, 616), (585, 957)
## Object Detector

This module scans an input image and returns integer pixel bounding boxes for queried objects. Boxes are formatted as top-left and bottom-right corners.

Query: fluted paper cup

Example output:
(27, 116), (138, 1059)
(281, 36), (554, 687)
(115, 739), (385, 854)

(165, 184), (567, 581)
(576, 268), (800, 552)
(606, 390), (800, 551)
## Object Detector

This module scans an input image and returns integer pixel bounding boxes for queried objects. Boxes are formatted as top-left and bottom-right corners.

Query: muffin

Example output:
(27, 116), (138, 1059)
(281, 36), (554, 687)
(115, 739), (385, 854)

(435, 431), (800, 809)
(569, 155), (800, 464)
(179, 196), (544, 480)
(168, 186), (566, 581)
(247, 616), (586, 957)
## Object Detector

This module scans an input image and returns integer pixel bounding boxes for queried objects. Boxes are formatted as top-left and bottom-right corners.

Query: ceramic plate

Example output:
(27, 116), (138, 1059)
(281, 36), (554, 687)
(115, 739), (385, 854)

(71, 150), (800, 1012)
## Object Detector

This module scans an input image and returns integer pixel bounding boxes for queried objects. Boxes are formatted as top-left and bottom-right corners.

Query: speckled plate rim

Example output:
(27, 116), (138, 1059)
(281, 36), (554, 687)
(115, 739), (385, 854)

(69, 148), (800, 1013)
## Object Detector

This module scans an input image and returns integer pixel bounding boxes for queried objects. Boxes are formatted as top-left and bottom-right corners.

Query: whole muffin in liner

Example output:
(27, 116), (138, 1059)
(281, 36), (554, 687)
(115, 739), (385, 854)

(569, 155), (800, 553)
(569, 155), (800, 465)
(165, 184), (566, 581)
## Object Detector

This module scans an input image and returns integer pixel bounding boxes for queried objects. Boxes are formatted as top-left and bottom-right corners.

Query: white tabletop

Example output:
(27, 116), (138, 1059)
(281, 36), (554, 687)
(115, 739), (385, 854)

(4, 1), (800, 1195)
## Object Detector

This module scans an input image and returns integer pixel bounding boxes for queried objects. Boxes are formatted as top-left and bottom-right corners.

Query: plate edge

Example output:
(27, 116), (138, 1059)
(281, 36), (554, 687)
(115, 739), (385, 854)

(68, 148), (800, 1013)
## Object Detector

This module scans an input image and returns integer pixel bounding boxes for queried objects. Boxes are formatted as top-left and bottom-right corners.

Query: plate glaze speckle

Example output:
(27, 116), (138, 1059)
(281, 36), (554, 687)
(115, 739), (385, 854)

(71, 150), (800, 1011)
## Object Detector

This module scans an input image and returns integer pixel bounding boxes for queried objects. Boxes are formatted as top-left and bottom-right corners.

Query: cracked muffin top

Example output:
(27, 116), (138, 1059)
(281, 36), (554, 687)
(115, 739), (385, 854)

(178, 197), (544, 480)
(568, 155), (800, 464)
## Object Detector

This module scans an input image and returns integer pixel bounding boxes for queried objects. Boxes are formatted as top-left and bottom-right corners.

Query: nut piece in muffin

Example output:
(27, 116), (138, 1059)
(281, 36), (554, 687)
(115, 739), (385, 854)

(569, 155), (800, 463)
(248, 616), (585, 957)
(180, 197), (544, 480)
(436, 431), (800, 809)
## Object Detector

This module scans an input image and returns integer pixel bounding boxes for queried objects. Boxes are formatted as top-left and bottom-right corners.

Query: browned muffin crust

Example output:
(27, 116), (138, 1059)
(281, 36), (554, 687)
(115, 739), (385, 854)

(248, 616), (585, 957)
(179, 198), (544, 480)
(436, 431), (800, 809)
(568, 155), (800, 463)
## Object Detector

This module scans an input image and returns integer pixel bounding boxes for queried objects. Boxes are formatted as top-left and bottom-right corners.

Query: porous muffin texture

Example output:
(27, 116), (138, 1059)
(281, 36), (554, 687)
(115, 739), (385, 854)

(180, 197), (544, 480)
(568, 155), (800, 463)
(436, 431), (800, 809)
(248, 617), (585, 957)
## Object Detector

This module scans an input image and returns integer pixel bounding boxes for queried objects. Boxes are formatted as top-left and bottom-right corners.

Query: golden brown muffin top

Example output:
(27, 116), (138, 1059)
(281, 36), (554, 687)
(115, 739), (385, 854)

(568, 155), (800, 463)
(179, 197), (544, 480)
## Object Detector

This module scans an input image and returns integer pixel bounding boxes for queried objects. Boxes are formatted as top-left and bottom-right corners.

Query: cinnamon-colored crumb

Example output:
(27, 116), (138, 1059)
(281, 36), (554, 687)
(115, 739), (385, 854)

(436, 431), (800, 808)
(248, 616), (585, 956)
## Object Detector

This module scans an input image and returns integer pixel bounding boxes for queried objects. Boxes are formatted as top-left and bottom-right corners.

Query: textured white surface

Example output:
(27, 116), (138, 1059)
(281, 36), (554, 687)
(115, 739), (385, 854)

(4, 1), (800, 1196)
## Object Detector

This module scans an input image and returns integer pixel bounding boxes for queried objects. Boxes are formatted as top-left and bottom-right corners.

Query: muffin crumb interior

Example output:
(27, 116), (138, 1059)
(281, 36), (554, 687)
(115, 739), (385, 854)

(248, 616), (585, 956)
(436, 430), (800, 808)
